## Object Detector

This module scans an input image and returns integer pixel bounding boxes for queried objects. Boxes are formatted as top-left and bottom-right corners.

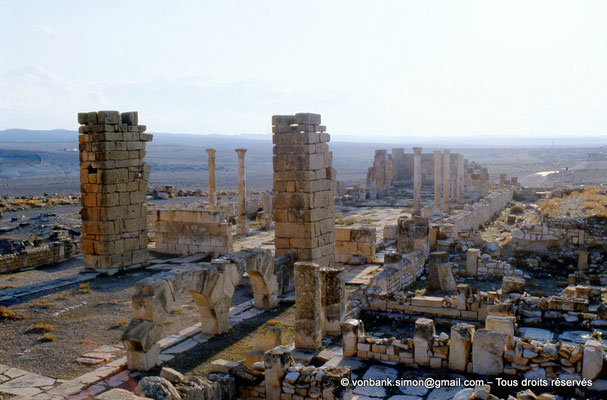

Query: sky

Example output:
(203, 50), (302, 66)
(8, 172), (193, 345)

(1, 0), (607, 140)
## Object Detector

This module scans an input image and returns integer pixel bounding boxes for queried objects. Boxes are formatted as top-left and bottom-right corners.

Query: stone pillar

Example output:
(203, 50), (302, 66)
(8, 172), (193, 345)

(396, 217), (414, 253)
(320, 266), (344, 336)
(264, 344), (294, 400)
(342, 319), (364, 357)
(413, 217), (429, 254)
(369, 179), (377, 200)
(77, 111), (152, 272)
(466, 248), (480, 276)
(294, 261), (322, 349)
(392, 148), (405, 180)
(449, 323), (474, 372)
(272, 113), (335, 267)
(442, 149), (451, 211)
(433, 150), (442, 210)
(472, 329), (505, 375)
(373, 149), (388, 195)
(261, 191), (273, 229)
(414, 318), (435, 366)
(457, 154), (465, 203)
(427, 251), (448, 290)
(235, 149), (249, 234)
(358, 186), (366, 201)
(206, 148), (217, 210)
(499, 173), (507, 188)
(413, 147), (422, 214)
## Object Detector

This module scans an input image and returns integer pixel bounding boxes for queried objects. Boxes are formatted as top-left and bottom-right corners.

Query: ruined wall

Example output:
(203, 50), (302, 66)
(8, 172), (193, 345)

(272, 113), (335, 267)
(512, 223), (607, 248)
(465, 162), (490, 199)
(438, 188), (513, 239)
(153, 209), (233, 256)
(78, 111), (152, 271)
(347, 322), (600, 379)
(0, 241), (78, 274)
(334, 227), (376, 264)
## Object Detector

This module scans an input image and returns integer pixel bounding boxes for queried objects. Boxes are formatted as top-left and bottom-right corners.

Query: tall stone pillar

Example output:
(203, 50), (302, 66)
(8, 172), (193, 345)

(261, 191), (273, 229)
(413, 147), (422, 214)
(77, 111), (152, 272)
(235, 149), (249, 234)
(442, 149), (451, 211)
(206, 148), (217, 210)
(294, 261), (322, 349)
(272, 113), (335, 267)
(433, 150), (442, 210)
(457, 154), (465, 203)
(264, 345), (294, 400)
(320, 266), (344, 336)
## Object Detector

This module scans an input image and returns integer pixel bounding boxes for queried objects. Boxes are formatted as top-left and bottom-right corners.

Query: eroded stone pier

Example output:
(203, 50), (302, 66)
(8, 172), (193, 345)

(206, 148), (217, 210)
(235, 148), (249, 234)
(77, 110), (152, 272)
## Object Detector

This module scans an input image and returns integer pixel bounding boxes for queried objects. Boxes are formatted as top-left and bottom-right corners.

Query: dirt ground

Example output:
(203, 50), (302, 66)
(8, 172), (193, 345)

(0, 258), (254, 380)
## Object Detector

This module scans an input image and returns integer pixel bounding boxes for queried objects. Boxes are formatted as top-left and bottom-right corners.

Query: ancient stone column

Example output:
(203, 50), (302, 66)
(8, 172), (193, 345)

(320, 266), (344, 336)
(392, 148), (405, 181)
(264, 344), (294, 400)
(272, 113), (335, 267)
(342, 319), (364, 357)
(449, 323), (474, 371)
(466, 248), (480, 276)
(206, 148), (217, 210)
(414, 318), (435, 366)
(442, 149), (451, 211)
(413, 147), (422, 214)
(433, 150), (442, 210)
(261, 191), (273, 229)
(369, 179), (377, 200)
(427, 251), (449, 290)
(457, 154), (465, 203)
(235, 149), (249, 234)
(77, 111), (152, 272)
(294, 261), (322, 349)
(373, 149), (388, 196)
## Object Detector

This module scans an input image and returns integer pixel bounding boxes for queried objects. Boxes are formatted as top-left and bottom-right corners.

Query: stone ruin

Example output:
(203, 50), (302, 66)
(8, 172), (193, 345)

(78, 110), (152, 272)
(4, 110), (607, 400)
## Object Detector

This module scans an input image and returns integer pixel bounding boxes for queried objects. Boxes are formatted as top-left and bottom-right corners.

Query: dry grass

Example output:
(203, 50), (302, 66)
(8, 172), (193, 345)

(539, 186), (607, 219)
(32, 322), (54, 332)
(32, 299), (53, 308)
(76, 283), (91, 294)
(40, 333), (56, 342)
(111, 318), (129, 328)
(0, 305), (25, 320)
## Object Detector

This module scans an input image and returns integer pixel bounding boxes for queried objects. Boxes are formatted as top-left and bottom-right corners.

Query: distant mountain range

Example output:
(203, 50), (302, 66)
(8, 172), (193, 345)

(2, 128), (607, 149)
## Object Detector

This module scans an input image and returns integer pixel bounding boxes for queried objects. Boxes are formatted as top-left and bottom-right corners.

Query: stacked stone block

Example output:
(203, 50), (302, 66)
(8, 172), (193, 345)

(272, 113), (335, 267)
(77, 111), (152, 271)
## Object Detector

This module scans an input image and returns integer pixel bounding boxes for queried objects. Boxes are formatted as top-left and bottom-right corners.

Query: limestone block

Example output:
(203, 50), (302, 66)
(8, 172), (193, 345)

(449, 323), (474, 371)
(502, 276), (525, 294)
(414, 318), (435, 366)
(342, 319), (364, 357)
(472, 329), (505, 375)
(582, 339), (604, 380)
(485, 315), (515, 337)
(438, 263), (457, 291)
(265, 344), (294, 400)
(294, 261), (322, 349)
(126, 344), (160, 371)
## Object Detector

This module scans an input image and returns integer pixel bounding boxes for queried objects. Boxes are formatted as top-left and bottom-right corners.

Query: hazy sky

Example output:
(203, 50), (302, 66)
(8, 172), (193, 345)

(1, 1), (606, 139)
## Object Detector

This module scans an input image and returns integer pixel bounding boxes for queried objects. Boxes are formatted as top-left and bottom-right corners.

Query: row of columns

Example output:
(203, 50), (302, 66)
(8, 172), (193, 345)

(432, 149), (465, 211)
(205, 148), (249, 234)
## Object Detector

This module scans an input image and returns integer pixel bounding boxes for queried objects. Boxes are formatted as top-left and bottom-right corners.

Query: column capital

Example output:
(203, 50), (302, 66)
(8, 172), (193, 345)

(235, 148), (247, 156)
(413, 147), (422, 154)
(206, 148), (216, 155)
